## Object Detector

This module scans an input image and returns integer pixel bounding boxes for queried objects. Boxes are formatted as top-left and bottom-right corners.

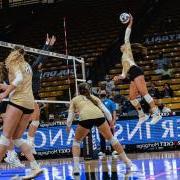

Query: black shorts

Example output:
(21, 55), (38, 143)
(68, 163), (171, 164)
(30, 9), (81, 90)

(0, 101), (8, 114)
(128, 65), (144, 81)
(9, 102), (34, 114)
(79, 118), (106, 129)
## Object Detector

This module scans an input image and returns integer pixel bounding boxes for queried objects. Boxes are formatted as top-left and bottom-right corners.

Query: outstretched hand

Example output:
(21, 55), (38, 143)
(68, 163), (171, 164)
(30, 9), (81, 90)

(113, 75), (125, 81)
(0, 84), (8, 91)
(46, 33), (51, 44)
(127, 13), (133, 27)
(49, 35), (56, 46)
(129, 13), (133, 21)
(46, 34), (56, 46)
(0, 92), (7, 102)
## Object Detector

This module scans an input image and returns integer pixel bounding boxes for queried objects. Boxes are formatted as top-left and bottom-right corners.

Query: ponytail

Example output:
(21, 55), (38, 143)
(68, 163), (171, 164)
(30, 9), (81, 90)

(85, 91), (99, 107)
(78, 82), (99, 107)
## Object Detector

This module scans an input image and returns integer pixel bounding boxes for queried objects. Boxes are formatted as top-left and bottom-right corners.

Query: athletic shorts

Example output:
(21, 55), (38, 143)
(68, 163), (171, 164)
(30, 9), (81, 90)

(9, 102), (34, 114)
(0, 101), (8, 114)
(79, 117), (106, 129)
(128, 65), (144, 81)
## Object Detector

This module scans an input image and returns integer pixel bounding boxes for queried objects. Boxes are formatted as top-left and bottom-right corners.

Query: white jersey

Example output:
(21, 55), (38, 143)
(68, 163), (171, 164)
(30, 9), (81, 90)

(121, 27), (137, 78)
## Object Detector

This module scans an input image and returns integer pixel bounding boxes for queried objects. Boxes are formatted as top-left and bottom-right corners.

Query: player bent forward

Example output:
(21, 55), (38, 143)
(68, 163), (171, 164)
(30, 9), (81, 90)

(66, 83), (133, 176)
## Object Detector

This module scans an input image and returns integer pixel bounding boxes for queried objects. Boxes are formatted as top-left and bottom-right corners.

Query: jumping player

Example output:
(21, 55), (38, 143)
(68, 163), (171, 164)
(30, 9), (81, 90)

(113, 14), (162, 124)
(27, 33), (56, 153)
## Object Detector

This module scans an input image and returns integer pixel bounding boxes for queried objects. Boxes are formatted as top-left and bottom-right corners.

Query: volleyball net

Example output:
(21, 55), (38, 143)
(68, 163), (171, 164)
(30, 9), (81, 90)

(0, 40), (86, 104)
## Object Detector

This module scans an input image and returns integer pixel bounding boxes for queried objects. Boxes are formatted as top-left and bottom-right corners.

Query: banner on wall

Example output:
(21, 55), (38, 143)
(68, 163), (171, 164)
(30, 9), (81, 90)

(144, 33), (180, 44)
(42, 69), (74, 78)
(2, 116), (179, 157)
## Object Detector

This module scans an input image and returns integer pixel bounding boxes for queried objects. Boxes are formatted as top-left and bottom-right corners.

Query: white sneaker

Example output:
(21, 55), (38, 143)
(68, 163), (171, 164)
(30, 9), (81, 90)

(138, 114), (150, 124)
(31, 145), (37, 155)
(28, 141), (37, 155)
(112, 150), (118, 156)
(150, 111), (162, 125)
(4, 154), (25, 168)
(73, 166), (80, 176)
(22, 168), (44, 179)
(98, 152), (105, 157)
(126, 161), (138, 171)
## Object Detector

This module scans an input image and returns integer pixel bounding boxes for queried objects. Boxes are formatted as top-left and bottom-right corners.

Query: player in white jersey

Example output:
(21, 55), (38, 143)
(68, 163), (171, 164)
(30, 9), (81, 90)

(114, 14), (162, 125)
(4, 34), (56, 168)
(0, 48), (43, 179)
(66, 83), (133, 176)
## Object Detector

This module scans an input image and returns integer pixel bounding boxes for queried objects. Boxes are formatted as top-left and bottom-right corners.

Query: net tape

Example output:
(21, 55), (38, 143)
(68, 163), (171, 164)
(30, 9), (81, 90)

(0, 41), (83, 63)
(2, 98), (70, 104)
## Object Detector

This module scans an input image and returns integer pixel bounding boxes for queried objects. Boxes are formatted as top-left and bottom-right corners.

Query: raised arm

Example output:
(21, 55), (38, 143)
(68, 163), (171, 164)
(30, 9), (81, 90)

(99, 103), (112, 122)
(66, 100), (75, 133)
(32, 34), (56, 69)
(124, 14), (133, 43)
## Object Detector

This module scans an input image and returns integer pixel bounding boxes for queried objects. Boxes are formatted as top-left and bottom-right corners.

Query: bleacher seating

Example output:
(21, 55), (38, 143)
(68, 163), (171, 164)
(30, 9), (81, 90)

(0, 1), (154, 99)
(0, 0), (179, 111)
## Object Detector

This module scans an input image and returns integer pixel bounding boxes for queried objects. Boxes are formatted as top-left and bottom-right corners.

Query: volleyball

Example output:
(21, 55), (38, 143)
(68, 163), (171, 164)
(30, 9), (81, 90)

(119, 13), (130, 24)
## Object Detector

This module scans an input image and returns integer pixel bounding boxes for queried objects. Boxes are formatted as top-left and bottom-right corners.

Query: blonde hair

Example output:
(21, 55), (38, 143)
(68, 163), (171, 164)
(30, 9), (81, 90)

(131, 43), (147, 56)
(121, 43), (147, 56)
(0, 62), (4, 82)
(5, 48), (25, 70)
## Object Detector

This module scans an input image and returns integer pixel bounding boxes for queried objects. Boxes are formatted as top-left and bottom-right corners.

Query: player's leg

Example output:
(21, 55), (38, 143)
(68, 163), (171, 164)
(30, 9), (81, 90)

(134, 75), (162, 124)
(27, 102), (40, 154)
(12, 113), (43, 179)
(129, 81), (149, 123)
(98, 132), (106, 156)
(72, 124), (90, 175)
(0, 105), (22, 161)
(98, 119), (132, 167)
(4, 140), (25, 167)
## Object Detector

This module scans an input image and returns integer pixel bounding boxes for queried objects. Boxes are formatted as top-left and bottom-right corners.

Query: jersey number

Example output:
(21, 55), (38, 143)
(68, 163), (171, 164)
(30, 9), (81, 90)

(25, 64), (32, 74)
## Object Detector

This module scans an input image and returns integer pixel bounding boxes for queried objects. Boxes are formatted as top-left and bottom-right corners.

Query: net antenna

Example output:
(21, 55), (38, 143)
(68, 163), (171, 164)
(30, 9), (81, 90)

(63, 16), (72, 99)
(0, 40), (86, 103)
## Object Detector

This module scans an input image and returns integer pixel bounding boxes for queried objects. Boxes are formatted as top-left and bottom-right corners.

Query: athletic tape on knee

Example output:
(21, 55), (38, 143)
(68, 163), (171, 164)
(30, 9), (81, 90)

(30, 120), (40, 127)
(130, 99), (139, 107)
(144, 94), (153, 104)
(109, 136), (119, 146)
(0, 135), (10, 146)
(73, 139), (81, 147)
(14, 138), (26, 148)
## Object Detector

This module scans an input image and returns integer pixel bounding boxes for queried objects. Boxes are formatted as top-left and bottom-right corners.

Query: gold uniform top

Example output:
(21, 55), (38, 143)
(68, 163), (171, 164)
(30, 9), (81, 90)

(9, 62), (34, 110)
(69, 95), (104, 121)
(121, 27), (137, 78)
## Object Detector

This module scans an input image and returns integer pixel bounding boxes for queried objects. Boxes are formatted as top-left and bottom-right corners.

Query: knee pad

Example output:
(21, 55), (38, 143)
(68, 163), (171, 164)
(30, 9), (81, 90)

(14, 138), (26, 148)
(30, 120), (40, 127)
(144, 94), (153, 104)
(73, 139), (81, 147)
(109, 136), (119, 146)
(130, 99), (139, 107)
(0, 135), (10, 146)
